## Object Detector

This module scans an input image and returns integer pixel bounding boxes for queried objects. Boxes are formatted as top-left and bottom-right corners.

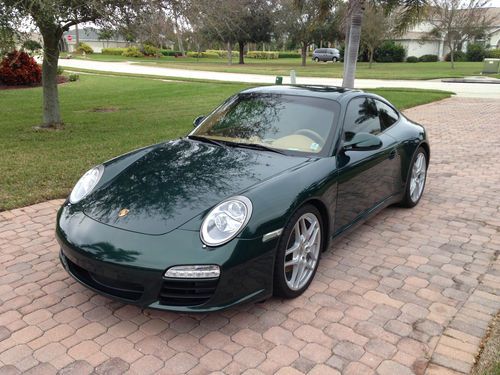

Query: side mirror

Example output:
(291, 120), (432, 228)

(193, 115), (205, 128)
(343, 132), (382, 151)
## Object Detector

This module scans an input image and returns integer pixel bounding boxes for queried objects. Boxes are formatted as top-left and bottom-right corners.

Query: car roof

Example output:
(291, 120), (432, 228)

(240, 85), (363, 102)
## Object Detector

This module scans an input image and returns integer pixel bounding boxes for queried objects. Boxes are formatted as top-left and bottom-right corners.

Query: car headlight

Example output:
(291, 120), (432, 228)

(69, 165), (104, 204)
(201, 196), (253, 247)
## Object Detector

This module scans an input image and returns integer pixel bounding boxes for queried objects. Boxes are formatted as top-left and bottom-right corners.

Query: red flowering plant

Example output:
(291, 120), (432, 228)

(0, 50), (42, 86)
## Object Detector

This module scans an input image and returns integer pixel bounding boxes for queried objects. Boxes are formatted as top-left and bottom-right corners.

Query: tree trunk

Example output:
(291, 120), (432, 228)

(450, 47), (455, 69)
(174, 19), (184, 56)
(368, 47), (374, 68)
(75, 23), (80, 46)
(40, 28), (63, 128)
(301, 42), (307, 67)
(342, 0), (365, 88)
(227, 41), (232, 65)
(238, 42), (245, 64)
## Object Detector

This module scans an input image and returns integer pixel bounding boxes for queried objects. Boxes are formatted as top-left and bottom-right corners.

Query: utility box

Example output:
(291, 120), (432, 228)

(275, 76), (283, 85)
(482, 58), (500, 74)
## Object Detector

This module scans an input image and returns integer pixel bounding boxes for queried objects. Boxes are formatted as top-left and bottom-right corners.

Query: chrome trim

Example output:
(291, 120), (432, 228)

(262, 228), (283, 243)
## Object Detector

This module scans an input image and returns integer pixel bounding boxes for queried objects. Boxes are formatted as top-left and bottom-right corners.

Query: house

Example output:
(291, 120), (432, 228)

(62, 27), (131, 53)
(394, 7), (500, 60)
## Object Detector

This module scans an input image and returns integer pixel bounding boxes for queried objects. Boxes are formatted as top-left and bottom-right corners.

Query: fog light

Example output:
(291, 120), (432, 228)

(164, 265), (220, 279)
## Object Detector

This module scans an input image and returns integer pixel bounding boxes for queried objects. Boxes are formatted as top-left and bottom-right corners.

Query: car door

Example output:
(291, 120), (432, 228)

(334, 96), (399, 233)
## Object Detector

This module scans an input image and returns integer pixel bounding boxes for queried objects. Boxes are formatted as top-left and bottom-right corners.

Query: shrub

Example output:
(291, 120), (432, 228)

(69, 74), (79, 82)
(466, 43), (486, 61)
(57, 67), (64, 75)
(160, 50), (183, 56)
(142, 44), (160, 57)
(102, 48), (126, 55)
(0, 50), (42, 86)
(75, 42), (93, 54)
(486, 49), (500, 58)
(22, 40), (42, 54)
(278, 52), (301, 58)
(444, 50), (465, 62)
(418, 54), (438, 62)
(205, 49), (240, 57)
(406, 56), (419, 63)
(374, 41), (406, 62)
(122, 47), (143, 57)
(186, 51), (220, 58)
(246, 51), (279, 59)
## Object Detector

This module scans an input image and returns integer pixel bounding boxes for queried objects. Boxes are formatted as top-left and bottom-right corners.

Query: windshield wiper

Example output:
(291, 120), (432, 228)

(228, 142), (286, 155)
(187, 135), (226, 148)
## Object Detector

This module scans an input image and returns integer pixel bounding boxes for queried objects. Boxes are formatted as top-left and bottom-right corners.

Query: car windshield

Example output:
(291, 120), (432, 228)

(191, 93), (337, 154)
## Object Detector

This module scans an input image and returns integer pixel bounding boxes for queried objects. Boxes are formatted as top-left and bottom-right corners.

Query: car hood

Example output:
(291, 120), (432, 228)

(82, 139), (309, 235)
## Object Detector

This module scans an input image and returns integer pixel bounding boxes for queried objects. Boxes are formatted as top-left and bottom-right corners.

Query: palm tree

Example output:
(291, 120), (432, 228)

(342, 0), (427, 88)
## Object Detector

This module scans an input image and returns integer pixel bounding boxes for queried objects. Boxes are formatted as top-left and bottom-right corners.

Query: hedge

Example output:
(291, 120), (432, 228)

(102, 48), (127, 55)
(122, 47), (143, 57)
(205, 49), (240, 57)
(160, 50), (183, 56)
(418, 54), (438, 62)
(406, 56), (418, 63)
(246, 51), (279, 59)
(466, 43), (486, 62)
(374, 41), (405, 62)
(278, 52), (301, 58)
(444, 51), (465, 62)
(186, 51), (220, 58)
(486, 49), (500, 58)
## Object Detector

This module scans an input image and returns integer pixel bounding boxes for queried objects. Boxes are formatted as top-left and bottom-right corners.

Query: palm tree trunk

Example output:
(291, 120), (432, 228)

(342, 4), (352, 78)
(342, 0), (365, 88)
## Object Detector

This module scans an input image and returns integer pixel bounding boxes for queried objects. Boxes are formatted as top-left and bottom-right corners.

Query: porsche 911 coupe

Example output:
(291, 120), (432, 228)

(56, 85), (429, 312)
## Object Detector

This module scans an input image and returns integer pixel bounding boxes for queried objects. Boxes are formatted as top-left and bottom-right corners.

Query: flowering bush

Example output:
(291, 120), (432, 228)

(0, 50), (42, 86)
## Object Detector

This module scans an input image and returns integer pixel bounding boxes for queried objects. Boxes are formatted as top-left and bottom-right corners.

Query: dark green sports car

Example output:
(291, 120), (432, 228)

(56, 85), (429, 312)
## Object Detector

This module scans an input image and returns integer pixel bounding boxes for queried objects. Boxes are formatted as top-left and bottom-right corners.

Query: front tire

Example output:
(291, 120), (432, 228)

(401, 147), (427, 208)
(314, 57), (319, 62)
(273, 204), (323, 298)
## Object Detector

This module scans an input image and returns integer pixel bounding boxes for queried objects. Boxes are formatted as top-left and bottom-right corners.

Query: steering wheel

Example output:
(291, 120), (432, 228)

(293, 129), (325, 146)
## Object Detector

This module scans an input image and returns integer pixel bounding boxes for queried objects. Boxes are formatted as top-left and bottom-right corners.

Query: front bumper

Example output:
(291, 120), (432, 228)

(56, 204), (276, 312)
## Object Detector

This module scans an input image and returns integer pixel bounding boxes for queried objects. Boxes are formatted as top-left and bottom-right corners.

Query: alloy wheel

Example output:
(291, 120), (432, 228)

(283, 213), (321, 291)
(410, 152), (426, 203)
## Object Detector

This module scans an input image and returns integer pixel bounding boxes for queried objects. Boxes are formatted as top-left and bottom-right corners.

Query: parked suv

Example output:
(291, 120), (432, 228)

(312, 48), (340, 62)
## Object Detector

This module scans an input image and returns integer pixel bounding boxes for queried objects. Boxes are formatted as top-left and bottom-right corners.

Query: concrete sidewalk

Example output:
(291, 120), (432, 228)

(58, 59), (500, 99)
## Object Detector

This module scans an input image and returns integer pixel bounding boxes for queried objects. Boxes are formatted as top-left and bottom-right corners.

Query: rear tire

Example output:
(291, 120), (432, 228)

(400, 147), (427, 208)
(273, 204), (323, 298)
(314, 57), (319, 62)
(332, 57), (337, 62)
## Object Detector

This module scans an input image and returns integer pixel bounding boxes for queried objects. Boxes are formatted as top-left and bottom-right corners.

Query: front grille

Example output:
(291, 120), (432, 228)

(159, 278), (218, 306)
(63, 253), (144, 301)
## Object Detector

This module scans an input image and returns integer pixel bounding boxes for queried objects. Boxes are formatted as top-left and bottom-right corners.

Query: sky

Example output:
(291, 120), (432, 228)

(488, 0), (500, 7)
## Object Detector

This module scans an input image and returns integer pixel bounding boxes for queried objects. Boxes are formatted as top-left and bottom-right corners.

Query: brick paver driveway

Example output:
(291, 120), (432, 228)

(0, 97), (499, 375)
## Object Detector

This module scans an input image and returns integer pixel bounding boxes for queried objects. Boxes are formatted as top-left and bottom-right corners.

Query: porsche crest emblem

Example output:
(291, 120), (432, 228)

(118, 208), (130, 218)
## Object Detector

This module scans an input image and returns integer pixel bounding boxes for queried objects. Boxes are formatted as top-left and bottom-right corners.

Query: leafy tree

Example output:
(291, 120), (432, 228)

(426, 0), (495, 68)
(98, 29), (114, 48)
(0, 0), (146, 128)
(280, 0), (335, 66)
(361, 4), (393, 68)
(343, 0), (426, 88)
(193, 0), (274, 65)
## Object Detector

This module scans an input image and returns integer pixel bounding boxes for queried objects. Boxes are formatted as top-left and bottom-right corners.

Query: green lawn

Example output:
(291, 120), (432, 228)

(0, 74), (452, 211)
(72, 53), (488, 80)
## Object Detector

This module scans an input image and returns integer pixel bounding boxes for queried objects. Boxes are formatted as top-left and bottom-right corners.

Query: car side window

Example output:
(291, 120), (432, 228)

(376, 100), (399, 130)
(343, 97), (381, 142)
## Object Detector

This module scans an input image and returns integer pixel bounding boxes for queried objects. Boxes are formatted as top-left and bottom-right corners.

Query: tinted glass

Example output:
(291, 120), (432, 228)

(192, 93), (337, 154)
(376, 100), (399, 130)
(343, 97), (381, 142)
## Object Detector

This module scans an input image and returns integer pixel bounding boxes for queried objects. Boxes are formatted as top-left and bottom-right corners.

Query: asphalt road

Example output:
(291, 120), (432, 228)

(58, 59), (500, 99)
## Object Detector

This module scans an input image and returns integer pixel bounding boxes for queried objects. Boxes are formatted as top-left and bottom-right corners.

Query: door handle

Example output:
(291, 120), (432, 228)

(389, 149), (397, 160)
